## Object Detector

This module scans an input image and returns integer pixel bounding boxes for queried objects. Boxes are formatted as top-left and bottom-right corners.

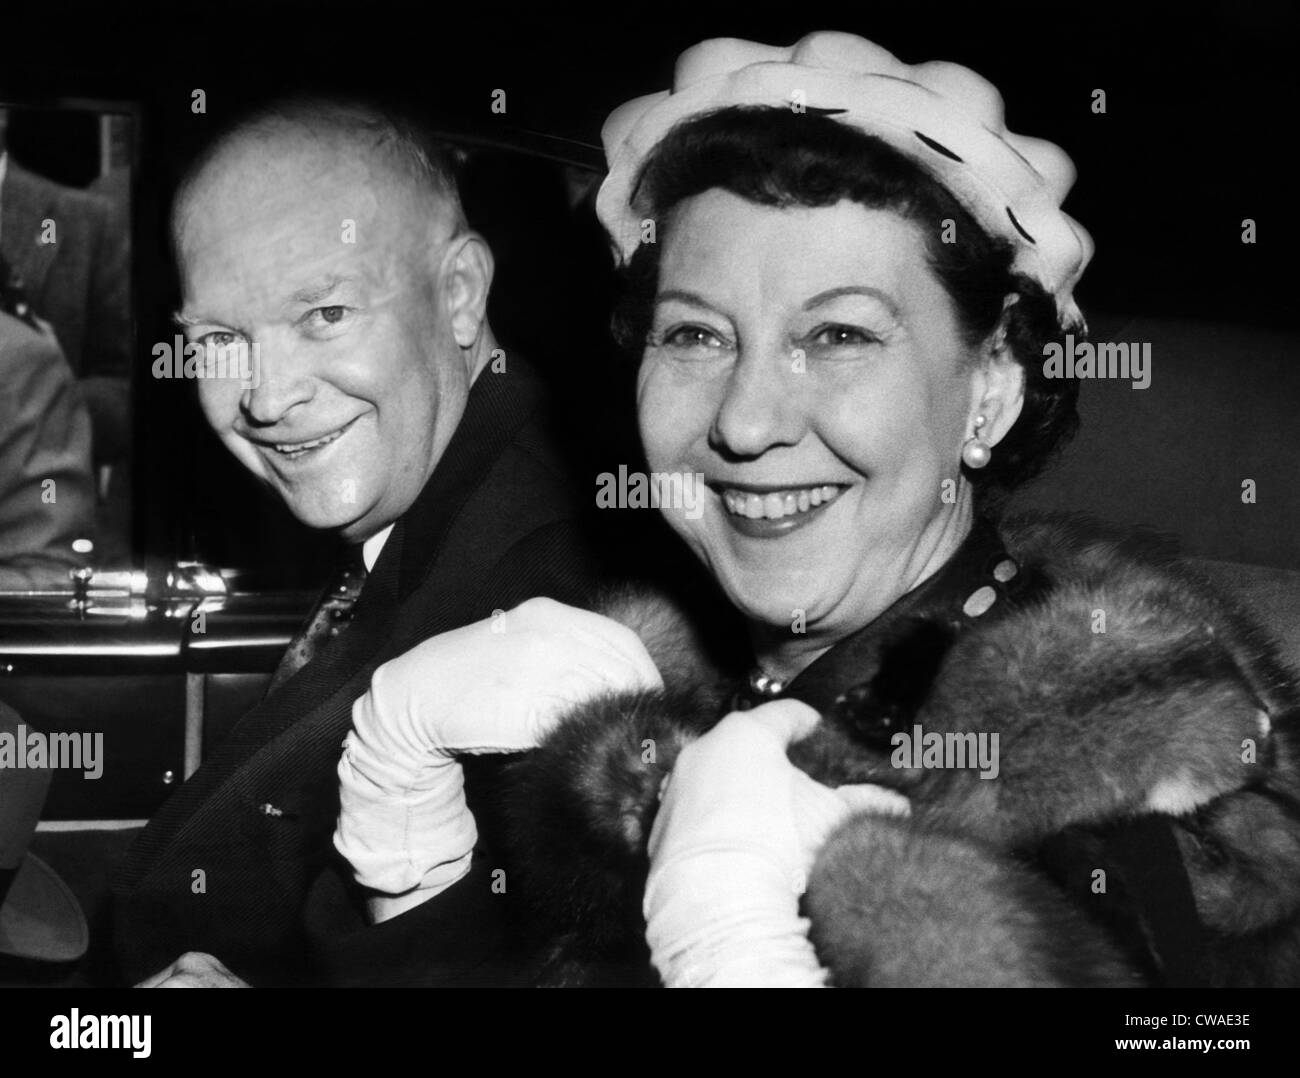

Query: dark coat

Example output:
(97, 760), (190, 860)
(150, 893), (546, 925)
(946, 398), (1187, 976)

(500, 515), (1300, 987)
(111, 360), (604, 986)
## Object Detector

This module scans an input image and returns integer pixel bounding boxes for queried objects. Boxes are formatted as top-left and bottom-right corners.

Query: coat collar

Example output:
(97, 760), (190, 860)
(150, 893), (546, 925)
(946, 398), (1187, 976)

(781, 517), (1021, 714)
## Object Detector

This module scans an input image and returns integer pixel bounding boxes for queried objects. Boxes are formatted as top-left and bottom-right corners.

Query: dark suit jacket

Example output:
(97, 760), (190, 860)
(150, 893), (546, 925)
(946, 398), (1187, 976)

(0, 311), (95, 587)
(112, 359), (602, 986)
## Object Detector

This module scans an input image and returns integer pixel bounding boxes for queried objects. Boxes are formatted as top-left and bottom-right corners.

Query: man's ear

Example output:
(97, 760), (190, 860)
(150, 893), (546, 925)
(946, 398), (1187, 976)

(441, 231), (495, 348)
(968, 299), (1027, 448)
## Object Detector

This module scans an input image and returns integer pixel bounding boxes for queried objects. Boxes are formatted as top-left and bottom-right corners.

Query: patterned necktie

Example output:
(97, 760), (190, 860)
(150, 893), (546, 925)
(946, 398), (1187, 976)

(265, 546), (367, 696)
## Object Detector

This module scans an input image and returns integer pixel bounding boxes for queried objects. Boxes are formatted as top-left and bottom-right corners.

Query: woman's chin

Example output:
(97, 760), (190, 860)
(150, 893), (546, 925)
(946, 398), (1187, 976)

(719, 577), (828, 634)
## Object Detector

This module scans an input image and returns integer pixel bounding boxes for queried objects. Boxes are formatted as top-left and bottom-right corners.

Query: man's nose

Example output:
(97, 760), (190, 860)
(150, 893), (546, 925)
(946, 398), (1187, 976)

(240, 336), (316, 426)
(708, 348), (809, 459)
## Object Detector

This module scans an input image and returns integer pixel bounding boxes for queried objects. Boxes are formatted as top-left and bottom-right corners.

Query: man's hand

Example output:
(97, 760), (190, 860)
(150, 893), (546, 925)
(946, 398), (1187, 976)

(335, 597), (663, 920)
(135, 952), (249, 988)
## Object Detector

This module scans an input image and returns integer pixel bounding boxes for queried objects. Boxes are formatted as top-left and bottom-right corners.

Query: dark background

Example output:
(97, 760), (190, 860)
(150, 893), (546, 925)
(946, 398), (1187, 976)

(6, 0), (1293, 326)
(2, 0), (1296, 573)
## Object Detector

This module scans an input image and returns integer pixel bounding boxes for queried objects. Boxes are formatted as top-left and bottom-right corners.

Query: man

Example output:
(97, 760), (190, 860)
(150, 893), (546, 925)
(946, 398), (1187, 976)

(0, 106), (132, 467)
(112, 99), (604, 986)
(0, 303), (96, 589)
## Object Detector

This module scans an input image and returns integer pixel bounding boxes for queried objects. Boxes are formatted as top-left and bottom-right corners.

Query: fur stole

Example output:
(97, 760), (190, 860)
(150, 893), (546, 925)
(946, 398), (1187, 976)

(495, 513), (1300, 987)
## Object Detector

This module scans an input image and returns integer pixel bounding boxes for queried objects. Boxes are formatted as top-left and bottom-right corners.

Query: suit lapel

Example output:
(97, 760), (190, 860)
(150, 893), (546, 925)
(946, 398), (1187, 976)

(240, 360), (545, 754)
(397, 361), (542, 596)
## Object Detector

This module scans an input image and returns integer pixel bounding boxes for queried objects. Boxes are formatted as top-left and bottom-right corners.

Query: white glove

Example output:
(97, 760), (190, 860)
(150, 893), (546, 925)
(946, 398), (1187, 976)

(644, 698), (910, 987)
(135, 951), (249, 988)
(336, 597), (663, 921)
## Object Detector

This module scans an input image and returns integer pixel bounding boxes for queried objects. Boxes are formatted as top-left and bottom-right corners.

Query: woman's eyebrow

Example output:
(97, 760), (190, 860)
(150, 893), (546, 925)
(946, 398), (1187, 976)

(653, 288), (721, 313)
(803, 286), (899, 317)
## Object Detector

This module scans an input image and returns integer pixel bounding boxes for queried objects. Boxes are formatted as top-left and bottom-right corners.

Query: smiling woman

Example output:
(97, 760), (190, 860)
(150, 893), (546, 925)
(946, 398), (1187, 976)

(623, 138), (1062, 670)
(466, 31), (1300, 988)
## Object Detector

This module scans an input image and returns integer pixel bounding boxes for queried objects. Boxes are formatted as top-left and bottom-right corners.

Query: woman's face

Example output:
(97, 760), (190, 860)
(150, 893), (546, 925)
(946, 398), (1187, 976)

(637, 189), (1012, 648)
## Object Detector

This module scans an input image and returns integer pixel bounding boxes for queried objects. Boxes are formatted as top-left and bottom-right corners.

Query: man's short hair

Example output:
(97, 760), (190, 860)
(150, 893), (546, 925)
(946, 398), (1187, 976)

(174, 94), (469, 236)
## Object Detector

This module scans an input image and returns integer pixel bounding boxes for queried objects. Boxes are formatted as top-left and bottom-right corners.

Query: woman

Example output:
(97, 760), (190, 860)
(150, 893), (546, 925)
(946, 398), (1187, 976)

(335, 32), (1300, 987)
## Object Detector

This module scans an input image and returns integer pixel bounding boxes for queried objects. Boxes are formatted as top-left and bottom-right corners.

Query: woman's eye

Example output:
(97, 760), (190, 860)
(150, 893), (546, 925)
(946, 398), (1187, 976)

(809, 324), (878, 347)
(660, 325), (726, 350)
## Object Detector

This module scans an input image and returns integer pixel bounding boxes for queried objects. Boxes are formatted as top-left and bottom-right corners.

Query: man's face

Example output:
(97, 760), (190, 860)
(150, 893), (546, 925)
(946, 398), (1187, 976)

(177, 128), (474, 542)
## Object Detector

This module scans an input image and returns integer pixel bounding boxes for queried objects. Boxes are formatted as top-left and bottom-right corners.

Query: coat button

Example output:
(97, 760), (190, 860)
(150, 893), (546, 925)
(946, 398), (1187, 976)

(962, 585), (998, 618)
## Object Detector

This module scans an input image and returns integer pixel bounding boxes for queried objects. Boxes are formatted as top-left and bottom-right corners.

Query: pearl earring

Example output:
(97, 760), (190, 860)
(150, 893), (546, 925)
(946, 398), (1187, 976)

(962, 414), (991, 469)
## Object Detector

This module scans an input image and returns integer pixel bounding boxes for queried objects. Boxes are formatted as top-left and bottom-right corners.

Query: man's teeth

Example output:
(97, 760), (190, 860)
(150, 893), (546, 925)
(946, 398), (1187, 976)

(272, 428), (346, 455)
(720, 485), (842, 520)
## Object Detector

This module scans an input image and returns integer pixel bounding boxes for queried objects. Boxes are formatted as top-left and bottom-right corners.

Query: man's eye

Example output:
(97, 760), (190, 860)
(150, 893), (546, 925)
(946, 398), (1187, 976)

(299, 306), (352, 333)
(199, 331), (243, 350)
(309, 304), (356, 330)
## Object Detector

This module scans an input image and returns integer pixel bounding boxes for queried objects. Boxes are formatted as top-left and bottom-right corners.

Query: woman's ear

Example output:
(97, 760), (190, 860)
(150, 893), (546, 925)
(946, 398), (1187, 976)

(969, 296), (1027, 447)
(441, 231), (495, 348)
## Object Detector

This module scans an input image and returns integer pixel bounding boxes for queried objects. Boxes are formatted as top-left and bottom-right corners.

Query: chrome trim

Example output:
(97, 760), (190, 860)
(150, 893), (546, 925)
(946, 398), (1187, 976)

(0, 643), (178, 657)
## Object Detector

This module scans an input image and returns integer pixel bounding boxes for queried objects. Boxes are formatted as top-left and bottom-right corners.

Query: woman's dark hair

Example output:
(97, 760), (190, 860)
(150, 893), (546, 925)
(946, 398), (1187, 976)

(612, 105), (1080, 495)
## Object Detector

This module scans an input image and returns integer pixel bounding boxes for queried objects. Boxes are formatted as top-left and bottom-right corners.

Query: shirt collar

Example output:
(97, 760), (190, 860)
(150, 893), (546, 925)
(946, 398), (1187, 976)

(361, 523), (394, 573)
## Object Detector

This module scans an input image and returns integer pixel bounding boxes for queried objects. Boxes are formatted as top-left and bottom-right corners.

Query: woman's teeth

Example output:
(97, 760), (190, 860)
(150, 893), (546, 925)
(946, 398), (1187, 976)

(720, 485), (842, 520)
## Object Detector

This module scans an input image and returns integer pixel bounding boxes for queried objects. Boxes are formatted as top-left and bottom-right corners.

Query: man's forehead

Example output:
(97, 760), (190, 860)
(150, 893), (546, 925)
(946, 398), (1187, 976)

(175, 126), (444, 318)
(177, 117), (451, 247)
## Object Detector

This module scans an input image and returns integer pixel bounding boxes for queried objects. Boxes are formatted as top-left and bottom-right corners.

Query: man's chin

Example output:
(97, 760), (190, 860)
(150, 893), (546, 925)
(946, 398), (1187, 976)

(278, 492), (374, 537)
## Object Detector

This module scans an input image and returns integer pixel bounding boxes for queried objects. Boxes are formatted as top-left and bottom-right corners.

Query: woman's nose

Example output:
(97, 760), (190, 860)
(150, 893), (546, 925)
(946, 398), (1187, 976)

(708, 351), (809, 459)
(241, 337), (316, 426)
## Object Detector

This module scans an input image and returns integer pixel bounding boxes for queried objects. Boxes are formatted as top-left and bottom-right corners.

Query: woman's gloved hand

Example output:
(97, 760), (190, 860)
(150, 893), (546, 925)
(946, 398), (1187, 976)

(644, 698), (910, 987)
(335, 597), (663, 921)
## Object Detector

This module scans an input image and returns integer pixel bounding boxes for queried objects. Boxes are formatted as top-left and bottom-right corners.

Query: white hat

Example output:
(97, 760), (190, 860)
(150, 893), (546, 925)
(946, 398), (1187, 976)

(596, 31), (1093, 328)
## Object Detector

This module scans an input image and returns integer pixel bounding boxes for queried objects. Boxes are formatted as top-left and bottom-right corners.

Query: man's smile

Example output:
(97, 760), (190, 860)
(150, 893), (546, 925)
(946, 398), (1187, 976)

(246, 414), (364, 463)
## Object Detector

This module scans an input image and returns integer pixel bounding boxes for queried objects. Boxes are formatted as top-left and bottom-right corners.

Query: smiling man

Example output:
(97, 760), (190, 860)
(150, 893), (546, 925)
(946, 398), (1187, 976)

(111, 98), (601, 986)
(174, 111), (482, 542)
